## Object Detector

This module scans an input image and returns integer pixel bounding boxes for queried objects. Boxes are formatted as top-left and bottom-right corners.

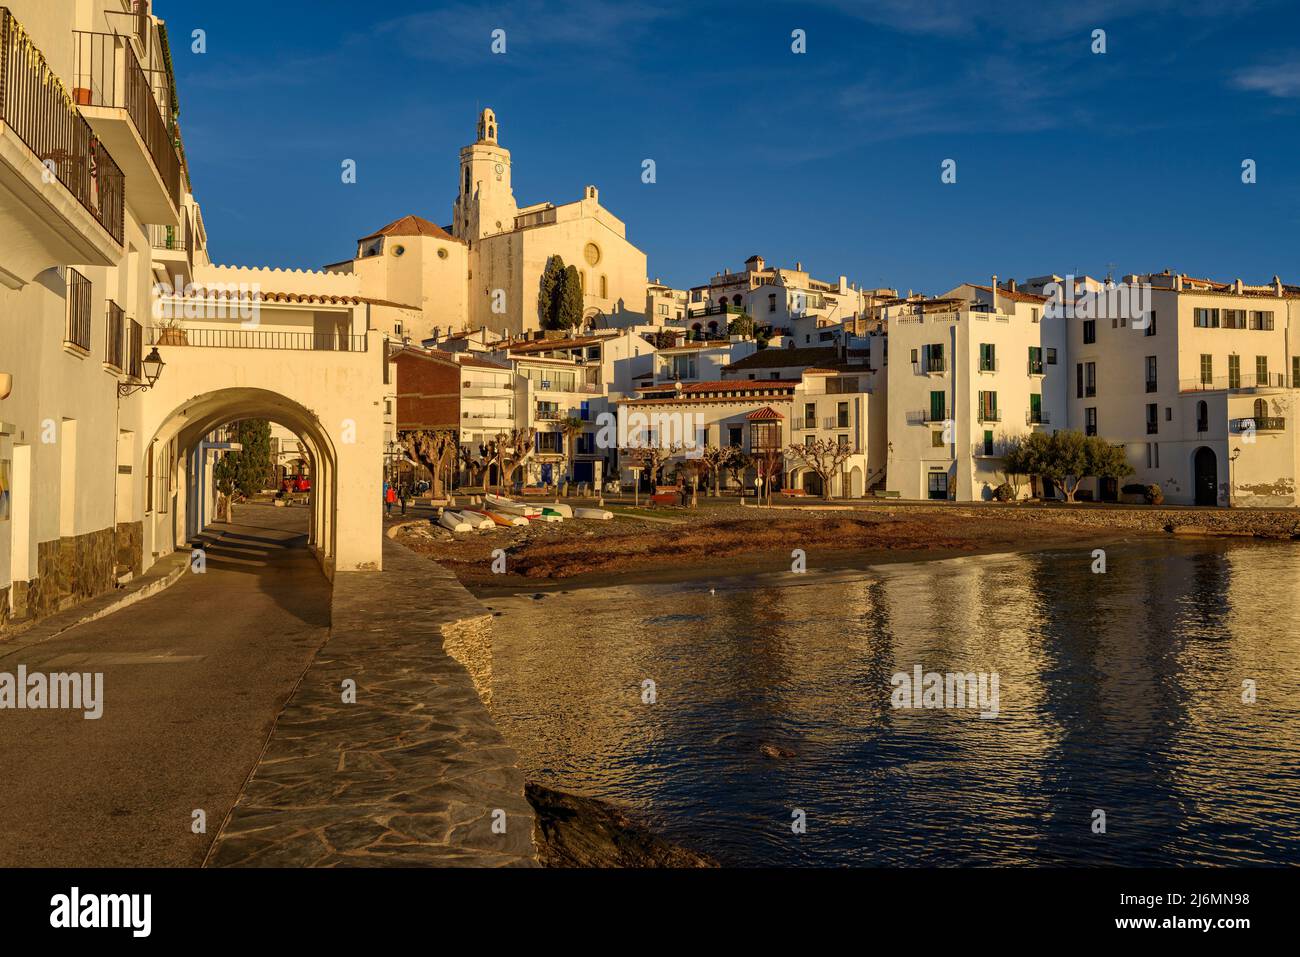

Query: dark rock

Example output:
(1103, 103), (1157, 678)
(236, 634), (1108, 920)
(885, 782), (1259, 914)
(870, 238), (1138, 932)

(526, 783), (717, 868)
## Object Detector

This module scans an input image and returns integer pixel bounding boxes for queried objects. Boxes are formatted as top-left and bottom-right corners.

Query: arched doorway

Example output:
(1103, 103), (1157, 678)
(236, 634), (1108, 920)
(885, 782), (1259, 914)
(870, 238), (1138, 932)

(142, 387), (369, 577)
(1193, 446), (1217, 506)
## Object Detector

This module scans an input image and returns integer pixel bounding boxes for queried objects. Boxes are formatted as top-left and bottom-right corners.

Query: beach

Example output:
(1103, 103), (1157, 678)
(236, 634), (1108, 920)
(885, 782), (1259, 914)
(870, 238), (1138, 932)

(389, 498), (1300, 595)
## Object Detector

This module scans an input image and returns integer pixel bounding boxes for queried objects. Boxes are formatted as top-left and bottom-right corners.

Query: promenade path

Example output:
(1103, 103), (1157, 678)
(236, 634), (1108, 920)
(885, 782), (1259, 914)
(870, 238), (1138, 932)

(0, 505), (328, 866)
(0, 503), (536, 867)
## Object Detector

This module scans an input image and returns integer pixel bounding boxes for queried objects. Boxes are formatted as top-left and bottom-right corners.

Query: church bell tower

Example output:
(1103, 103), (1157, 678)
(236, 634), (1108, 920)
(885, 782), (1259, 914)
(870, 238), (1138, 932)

(453, 108), (517, 241)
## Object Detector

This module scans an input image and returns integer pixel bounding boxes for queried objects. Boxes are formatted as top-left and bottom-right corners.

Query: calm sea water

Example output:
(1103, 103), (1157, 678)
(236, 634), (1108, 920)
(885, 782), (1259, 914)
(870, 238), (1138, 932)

(484, 539), (1300, 866)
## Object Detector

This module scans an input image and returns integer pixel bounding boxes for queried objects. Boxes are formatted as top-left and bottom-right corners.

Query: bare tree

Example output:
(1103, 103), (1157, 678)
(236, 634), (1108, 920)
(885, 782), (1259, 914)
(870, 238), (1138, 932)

(494, 428), (537, 491)
(785, 439), (854, 501)
(401, 429), (458, 498)
(680, 458), (709, 507)
(755, 445), (784, 505)
(699, 444), (726, 496)
(623, 443), (683, 487)
(458, 441), (487, 490)
(723, 448), (752, 492)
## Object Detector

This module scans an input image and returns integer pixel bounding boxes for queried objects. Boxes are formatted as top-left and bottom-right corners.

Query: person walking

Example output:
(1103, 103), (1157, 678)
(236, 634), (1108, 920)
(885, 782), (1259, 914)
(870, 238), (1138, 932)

(384, 482), (396, 516)
(399, 485), (408, 515)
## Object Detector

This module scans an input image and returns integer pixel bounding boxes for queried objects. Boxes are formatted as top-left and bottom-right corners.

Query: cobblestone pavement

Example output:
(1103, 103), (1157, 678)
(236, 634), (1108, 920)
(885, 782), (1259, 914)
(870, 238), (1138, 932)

(208, 519), (537, 867)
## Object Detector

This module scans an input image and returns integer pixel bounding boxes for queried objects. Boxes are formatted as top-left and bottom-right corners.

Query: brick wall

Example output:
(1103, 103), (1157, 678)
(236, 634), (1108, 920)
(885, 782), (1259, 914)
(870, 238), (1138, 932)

(394, 350), (460, 431)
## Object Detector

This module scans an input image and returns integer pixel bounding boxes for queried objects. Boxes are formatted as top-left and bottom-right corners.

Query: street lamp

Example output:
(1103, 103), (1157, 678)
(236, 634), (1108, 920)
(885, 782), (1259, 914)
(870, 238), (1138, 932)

(117, 348), (165, 397)
(1229, 446), (1242, 507)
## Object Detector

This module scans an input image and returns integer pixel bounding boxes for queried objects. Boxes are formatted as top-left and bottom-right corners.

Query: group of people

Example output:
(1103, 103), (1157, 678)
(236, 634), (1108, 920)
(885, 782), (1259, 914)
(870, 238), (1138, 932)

(383, 481), (410, 516)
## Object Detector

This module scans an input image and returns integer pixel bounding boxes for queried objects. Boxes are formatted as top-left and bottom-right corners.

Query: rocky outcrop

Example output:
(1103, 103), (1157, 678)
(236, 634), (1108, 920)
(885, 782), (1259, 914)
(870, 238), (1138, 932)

(526, 784), (717, 868)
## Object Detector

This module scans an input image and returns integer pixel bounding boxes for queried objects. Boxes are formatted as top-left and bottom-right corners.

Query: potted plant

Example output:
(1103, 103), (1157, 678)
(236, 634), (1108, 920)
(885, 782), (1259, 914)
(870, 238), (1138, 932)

(155, 315), (188, 346)
(73, 87), (93, 106)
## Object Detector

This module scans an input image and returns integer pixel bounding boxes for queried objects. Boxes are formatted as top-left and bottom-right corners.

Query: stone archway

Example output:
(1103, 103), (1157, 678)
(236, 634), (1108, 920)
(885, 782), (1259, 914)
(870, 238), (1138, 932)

(141, 384), (379, 577)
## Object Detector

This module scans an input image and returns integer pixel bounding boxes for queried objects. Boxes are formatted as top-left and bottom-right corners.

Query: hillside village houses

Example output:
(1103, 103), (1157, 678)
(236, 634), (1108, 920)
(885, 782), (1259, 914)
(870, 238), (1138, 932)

(4, 2), (1300, 639)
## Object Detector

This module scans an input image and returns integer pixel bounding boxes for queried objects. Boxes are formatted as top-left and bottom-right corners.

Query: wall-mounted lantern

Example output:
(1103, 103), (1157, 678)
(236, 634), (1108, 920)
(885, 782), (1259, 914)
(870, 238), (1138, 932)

(118, 348), (165, 397)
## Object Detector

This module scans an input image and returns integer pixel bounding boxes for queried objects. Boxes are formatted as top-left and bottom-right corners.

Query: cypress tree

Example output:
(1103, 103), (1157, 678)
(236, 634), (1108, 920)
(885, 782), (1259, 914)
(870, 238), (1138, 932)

(537, 256), (565, 328)
(557, 265), (584, 329)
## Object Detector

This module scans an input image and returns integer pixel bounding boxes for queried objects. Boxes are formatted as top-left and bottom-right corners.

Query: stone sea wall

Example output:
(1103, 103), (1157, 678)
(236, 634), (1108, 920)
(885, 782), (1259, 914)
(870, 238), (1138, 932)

(207, 534), (537, 867)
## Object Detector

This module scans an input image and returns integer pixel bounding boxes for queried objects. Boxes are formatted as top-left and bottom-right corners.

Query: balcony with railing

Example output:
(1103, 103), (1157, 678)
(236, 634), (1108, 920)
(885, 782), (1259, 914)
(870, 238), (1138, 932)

(147, 326), (368, 352)
(105, 299), (125, 369)
(0, 7), (125, 282)
(1232, 416), (1286, 433)
(1180, 374), (1294, 393)
(148, 204), (193, 280)
(64, 267), (92, 351)
(977, 408), (1001, 423)
(127, 317), (143, 378)
(687, 302), (748, 319)
(73, 26), (181, 222)
(907, 408), (950, 425)
(1025, 409), (1051, 426)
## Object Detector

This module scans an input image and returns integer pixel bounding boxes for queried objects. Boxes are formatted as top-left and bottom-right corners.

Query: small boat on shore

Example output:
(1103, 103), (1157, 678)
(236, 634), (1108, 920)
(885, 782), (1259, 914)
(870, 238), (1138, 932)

(485, 494), (541, 517)
(447, 510), (494, 530)
(439, 511), (472, 532)
(574, 507), (613, 520)
(545, 503), (573, 518)
(540, 507), (568, 521)
(466, 508), (527, 527)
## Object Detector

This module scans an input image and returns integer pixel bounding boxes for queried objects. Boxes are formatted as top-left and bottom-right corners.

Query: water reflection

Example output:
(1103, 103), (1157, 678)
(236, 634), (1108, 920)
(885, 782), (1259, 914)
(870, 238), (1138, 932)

(485, 539), (1300, 866)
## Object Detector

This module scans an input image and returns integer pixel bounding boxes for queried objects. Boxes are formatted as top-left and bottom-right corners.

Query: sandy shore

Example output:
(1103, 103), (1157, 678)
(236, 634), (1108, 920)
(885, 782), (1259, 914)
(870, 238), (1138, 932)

(392, 500), (1174, 596)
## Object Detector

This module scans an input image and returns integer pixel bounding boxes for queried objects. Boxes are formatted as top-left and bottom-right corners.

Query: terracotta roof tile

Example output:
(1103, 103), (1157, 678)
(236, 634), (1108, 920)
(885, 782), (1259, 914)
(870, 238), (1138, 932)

(358, 215), (464, 244)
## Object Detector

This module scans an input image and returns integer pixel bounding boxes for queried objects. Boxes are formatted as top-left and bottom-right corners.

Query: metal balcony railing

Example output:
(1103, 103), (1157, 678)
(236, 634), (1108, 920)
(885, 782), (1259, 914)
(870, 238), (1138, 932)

(0, 8), (125, 244)
(1027, 360), (1045, 375)
(105, 300), (125, 369)
(147, 327), (369, 351)
(977, 409), (1001, 423)
(127, 317), (143, 378)
(72, 29), (180, 207)
(65, 268), (92, 350)
(1233, 416), (1285, 432)
(1026, 410), (1050, 425)
(149, 211), (187, 251)
(1180, 374), (1294, 393)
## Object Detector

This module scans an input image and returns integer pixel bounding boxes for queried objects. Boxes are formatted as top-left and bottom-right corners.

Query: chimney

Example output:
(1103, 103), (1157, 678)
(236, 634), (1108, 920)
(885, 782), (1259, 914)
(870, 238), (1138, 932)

(991, 274), (999, 313)
(1274, 275), (1284, 297)
(1008, 278), (1017, 293)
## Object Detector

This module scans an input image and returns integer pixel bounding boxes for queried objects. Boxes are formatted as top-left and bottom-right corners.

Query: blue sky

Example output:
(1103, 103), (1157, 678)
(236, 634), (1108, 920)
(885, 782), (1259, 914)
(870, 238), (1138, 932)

(165, 0), (1300, 294)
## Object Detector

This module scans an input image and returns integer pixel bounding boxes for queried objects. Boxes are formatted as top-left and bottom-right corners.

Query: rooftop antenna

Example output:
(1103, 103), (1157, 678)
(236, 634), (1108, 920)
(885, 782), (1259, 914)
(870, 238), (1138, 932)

(1105, 262), (1118, 284)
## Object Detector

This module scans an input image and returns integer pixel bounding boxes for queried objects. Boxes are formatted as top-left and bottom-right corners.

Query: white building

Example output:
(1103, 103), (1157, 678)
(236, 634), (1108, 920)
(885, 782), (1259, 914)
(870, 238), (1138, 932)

(885, 282), (1063, 501)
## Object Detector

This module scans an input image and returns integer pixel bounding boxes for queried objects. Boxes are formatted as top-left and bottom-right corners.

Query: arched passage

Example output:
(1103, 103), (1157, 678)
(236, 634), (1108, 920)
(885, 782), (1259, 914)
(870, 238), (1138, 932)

(143, 387), (355, 576)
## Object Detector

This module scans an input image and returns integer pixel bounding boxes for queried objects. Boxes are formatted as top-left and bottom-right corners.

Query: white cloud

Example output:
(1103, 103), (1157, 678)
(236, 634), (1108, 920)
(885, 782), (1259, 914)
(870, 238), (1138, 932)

(1231, 60), (1300, 99)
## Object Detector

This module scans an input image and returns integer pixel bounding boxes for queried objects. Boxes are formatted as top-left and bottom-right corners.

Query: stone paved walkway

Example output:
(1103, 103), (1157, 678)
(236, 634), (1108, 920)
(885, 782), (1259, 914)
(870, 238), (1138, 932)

(207, 525), (537, 867)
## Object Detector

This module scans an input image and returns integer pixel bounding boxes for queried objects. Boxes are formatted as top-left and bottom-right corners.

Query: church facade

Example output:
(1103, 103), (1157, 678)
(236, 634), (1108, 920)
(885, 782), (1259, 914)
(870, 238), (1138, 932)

(331, 109), (648, 341)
